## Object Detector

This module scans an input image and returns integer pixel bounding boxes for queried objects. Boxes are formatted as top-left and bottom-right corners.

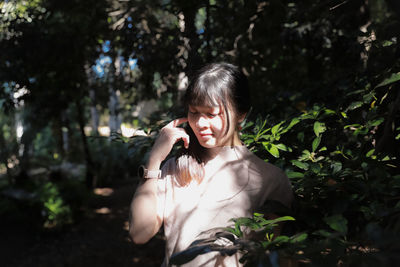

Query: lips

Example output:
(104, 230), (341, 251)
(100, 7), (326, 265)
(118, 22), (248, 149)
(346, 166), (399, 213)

(197, 132), (213, 140)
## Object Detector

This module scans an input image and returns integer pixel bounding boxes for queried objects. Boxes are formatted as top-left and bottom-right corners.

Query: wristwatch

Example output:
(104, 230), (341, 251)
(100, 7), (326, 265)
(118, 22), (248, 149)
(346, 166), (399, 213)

(138, 165), (161, 179)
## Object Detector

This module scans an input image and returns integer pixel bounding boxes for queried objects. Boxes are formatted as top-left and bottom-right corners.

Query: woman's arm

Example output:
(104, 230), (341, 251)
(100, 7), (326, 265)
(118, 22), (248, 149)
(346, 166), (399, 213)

(129, 118), (189, 244)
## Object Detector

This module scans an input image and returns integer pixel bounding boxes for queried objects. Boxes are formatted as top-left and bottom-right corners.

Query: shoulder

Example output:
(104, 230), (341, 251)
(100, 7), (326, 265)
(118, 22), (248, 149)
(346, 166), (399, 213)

(241, 147), (286, 180)
(241, 147), (293, 207)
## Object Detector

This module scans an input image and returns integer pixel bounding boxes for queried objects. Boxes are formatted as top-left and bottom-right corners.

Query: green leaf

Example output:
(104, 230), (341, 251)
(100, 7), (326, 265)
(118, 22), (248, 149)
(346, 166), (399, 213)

(310, 163), (321, 173)
(263, 143), (280, 158)
(324, 214), (348, 235)
(287, 118), (300, 129)
(260, 216), (295, 226)
(269, 235), (290, 245)
(280, 118), (300, 134)
(286, 171), (304, 178)
(313, 121), (326, 136)
(347, 101), (363, 110)
(368, 118), (384, 127)
(376, 72), (400, 88)
(312, 136), (321, 152)
(290, 233), (308, 243)
(366, 149), (375, 157)
(382, 40), (394, 47)
(275, 143), (289, 151)
(291, 160), (309, 170)
(344, 123), (361, 129)
(324, 109), (336, 115)
(271, 122), (282, 136)
(331, 162), (342, 174)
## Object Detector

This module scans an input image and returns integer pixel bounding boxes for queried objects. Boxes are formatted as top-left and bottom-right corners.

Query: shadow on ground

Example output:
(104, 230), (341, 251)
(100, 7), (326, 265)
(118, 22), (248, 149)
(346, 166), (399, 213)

(1, 180), (165, 267)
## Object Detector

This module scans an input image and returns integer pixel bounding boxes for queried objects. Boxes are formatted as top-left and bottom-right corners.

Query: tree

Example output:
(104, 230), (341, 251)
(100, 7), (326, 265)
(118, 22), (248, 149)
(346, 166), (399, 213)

(0, 0), (109, 187)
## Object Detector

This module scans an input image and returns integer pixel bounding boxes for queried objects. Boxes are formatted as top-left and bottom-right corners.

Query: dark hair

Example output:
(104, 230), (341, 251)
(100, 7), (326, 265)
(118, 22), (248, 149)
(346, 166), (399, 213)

(175, 62), (251, 186)
(184, 62), (250, 121)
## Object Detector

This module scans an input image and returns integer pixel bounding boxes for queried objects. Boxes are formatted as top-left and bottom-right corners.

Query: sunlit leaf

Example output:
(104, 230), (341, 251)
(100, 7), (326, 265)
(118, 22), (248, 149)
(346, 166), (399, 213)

(271, 122), (282, 136)
(275, 143), (289, 151)
(312, 136), (321, 152)
(260, 216), (295, 226)
(286, 171), (304, 178)
(313, 121), (326, 136)
(291, 160), (309, 170)
(366, 149), (375, 157)
(263, 142), (280, 158)
(347, 101), (363, 111)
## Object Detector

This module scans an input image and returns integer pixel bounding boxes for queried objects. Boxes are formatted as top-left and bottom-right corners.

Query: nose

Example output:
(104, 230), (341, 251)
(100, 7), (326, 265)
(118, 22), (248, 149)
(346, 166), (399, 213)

(195, 115), (208, 128)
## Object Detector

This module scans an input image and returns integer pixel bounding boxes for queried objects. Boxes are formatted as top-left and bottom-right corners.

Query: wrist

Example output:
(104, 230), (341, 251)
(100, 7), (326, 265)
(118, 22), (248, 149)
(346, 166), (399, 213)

(147, 153), (163, 169)
(138, 165), (161, 179)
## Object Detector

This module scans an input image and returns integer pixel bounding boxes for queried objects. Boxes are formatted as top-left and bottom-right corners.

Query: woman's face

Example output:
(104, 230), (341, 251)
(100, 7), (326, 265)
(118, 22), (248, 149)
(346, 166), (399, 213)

(188, 104), (240, 148)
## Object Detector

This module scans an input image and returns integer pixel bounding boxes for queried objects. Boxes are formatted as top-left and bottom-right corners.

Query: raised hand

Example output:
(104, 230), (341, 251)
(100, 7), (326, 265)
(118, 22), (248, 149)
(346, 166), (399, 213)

(148, 118), (189, 166)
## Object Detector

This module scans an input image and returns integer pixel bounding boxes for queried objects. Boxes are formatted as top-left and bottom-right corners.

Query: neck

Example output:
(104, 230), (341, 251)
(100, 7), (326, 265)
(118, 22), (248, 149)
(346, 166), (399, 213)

(204, 133), (243, 160)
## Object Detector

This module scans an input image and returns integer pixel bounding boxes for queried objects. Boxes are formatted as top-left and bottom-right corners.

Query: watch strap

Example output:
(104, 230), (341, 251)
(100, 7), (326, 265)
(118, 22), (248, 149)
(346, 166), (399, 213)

(138, 165), (161, 179)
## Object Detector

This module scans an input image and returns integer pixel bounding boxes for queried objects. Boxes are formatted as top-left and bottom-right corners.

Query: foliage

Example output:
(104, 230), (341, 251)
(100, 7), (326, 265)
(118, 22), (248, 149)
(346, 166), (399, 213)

(37, 181), (73, 227)
(0, 0), (399, 264)
(173, 74), (399, 265)
(235, 82), (400, 265)
(89, 135), (136, 187)
(0, 172), (89, 229)
(170, 214), (304, 266)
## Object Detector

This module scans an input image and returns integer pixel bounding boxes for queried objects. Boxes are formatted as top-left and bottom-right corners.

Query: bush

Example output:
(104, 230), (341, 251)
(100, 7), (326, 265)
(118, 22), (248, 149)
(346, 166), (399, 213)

(0, 176), (89, 230)
(89, 135), (137, 187)
(172, 74), (400, 266)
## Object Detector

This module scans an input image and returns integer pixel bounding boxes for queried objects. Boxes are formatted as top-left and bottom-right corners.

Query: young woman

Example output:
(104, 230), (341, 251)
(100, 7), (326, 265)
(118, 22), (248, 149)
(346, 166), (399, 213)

(129, 62), (293, 266)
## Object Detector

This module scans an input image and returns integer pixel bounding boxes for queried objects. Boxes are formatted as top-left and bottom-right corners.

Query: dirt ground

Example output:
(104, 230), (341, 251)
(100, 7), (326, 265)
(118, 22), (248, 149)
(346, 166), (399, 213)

(1, 180), (165, 267)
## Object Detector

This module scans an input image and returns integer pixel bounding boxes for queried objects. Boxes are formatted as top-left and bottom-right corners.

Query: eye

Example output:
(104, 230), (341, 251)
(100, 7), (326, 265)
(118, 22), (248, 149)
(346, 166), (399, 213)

(188, 110), (198, 115)
(207, 113), (217, 118)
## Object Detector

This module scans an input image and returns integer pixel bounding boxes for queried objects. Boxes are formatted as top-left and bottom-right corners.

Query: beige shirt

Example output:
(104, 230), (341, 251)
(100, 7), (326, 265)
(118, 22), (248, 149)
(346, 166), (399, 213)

(157, 146), (293, 266)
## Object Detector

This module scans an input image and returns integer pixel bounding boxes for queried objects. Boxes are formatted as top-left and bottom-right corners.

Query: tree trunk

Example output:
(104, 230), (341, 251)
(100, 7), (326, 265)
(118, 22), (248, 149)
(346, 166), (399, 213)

(180, 3), (202, 74)
(108, 55), (122, 134)
(75, 99), (95, 188)
(89, 88), (99, 136)
(85, 63), (99, 136)
(61, 110), (70, 155)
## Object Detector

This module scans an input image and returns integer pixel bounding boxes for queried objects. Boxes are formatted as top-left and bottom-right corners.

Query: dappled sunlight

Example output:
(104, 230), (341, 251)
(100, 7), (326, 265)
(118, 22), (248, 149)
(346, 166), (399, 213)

(87, 125), (147, 137)
(123, 220), (129, 232)
(94, 187), (114, 196)
(132, 257), (141, 263)
(95, 207), (112, 214)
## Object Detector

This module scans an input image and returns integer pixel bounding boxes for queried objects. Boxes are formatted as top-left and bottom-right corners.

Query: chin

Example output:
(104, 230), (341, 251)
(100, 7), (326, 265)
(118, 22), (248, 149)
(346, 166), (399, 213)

(198, 140), (218, 148)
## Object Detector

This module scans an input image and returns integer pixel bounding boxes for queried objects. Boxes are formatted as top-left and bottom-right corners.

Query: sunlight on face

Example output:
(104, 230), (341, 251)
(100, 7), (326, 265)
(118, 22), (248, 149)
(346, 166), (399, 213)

(188, 104), (240, 148)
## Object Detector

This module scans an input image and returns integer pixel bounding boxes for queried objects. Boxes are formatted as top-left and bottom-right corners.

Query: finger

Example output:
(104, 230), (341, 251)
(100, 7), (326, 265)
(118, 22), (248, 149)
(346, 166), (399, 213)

(173, 130), (190, 149)
(167, 118), (188, 128)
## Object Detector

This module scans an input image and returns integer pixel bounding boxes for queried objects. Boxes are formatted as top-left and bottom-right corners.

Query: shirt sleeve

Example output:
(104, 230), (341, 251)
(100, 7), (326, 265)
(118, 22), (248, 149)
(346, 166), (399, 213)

(259, 163), (293, 210)
(271, 169), (293, 209)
